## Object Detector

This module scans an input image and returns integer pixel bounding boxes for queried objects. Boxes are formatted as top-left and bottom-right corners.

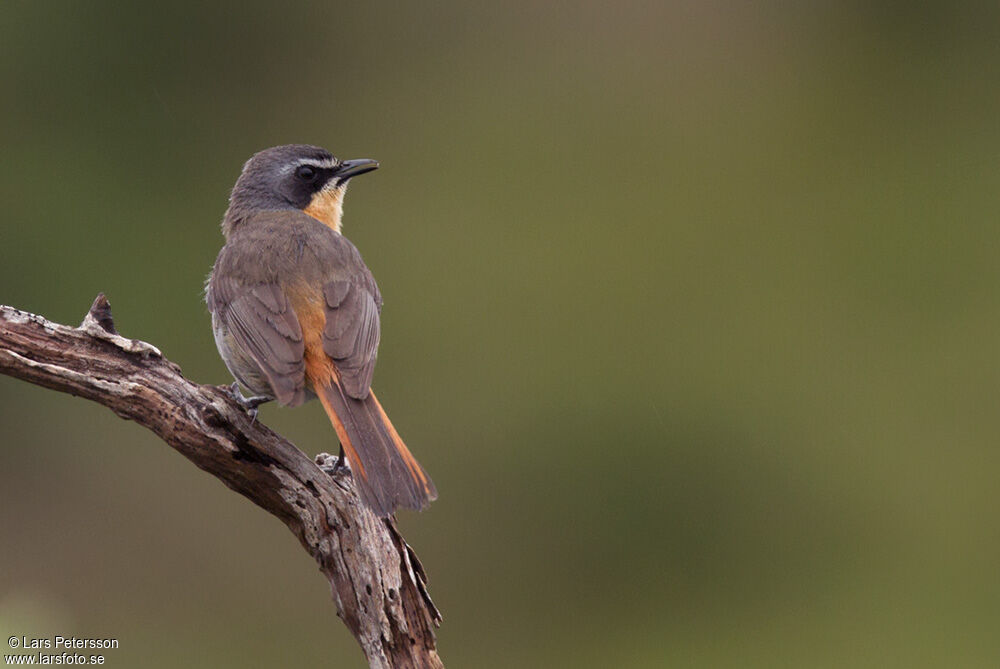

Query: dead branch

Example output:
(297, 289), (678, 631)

(0, 295), (443, 669)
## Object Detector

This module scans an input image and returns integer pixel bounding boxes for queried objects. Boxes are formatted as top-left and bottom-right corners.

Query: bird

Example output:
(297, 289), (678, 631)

(205, 144), (437, 517)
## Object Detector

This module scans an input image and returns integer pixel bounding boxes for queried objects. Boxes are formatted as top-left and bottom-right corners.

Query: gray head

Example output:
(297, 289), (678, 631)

(222, 144), (378, 236)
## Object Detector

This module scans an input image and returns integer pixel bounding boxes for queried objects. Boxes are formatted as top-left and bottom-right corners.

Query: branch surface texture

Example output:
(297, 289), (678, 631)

(0, 295), (443, 669)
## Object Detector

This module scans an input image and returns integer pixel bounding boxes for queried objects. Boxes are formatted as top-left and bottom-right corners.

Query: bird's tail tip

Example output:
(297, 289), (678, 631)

(316, 381), (436, 517)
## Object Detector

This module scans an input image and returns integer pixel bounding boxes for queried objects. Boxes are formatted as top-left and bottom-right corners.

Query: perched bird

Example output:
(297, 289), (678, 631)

(206, 144), (437, 516)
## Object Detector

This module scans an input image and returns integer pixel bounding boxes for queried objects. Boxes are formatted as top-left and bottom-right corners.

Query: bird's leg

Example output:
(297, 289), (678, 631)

(331, 444), (348, 474)
(315, 451), (350, 479)
(228, 382), (272, 424)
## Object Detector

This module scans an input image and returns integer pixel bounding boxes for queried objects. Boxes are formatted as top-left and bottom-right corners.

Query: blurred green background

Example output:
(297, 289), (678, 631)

(2, 2), (1000, 667)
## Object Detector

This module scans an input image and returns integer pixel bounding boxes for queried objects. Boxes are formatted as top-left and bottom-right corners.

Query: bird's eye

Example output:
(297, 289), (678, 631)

(296, 165), (317, 180)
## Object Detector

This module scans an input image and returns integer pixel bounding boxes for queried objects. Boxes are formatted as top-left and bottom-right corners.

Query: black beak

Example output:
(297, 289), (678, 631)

(332, 158), (379, 185)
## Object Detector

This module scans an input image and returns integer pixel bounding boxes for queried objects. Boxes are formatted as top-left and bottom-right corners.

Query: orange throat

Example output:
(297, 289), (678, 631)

(303, 186), (345, 232)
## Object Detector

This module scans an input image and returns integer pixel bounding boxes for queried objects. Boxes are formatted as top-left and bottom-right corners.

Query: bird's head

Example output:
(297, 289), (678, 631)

(223, 144), (378, 236)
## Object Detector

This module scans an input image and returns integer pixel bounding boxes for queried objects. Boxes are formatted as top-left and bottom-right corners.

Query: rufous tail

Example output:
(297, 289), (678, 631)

(316, 379), (437, 517)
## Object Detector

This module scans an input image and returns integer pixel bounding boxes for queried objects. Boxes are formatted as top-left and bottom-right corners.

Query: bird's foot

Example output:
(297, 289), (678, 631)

(316, 451), (351, 477)
(228, 382), (271, 424)
(331, 446), (348, 475)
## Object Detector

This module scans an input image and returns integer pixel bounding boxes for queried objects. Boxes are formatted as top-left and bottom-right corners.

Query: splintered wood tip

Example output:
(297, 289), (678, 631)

(86, 293), (117, 334)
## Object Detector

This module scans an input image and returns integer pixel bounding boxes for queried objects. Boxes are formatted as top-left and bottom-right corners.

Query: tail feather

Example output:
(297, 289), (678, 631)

(316, 380), (437, 516)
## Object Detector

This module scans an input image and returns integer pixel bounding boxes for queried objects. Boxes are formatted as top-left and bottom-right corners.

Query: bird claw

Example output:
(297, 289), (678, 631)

(315, 452), (351, 477)
(228, 382), (271, 422)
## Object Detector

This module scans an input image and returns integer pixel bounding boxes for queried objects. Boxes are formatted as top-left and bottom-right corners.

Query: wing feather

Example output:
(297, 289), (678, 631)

(322, 278), (381, 399)
(208, 279), (307, 406)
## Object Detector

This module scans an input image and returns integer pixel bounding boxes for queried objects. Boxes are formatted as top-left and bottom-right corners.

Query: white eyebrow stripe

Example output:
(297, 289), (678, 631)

(296, 157), (339, 169)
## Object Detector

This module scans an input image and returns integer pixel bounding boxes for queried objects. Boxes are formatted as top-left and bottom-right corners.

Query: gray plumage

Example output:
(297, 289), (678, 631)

(204, 144), (435, 516)
(207, 209), (382, 404)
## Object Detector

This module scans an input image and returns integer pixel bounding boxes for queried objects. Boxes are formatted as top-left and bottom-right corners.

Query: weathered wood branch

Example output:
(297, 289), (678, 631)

(0, 295), (443, 669)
